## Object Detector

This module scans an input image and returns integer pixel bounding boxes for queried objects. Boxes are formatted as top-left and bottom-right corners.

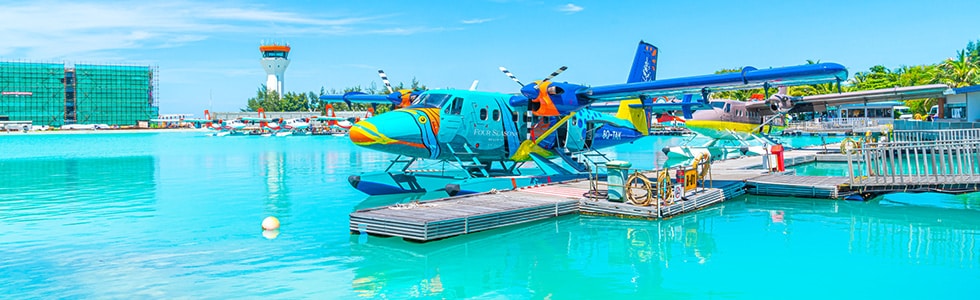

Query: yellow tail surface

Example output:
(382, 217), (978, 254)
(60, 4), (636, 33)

(615, 99), (648, 136)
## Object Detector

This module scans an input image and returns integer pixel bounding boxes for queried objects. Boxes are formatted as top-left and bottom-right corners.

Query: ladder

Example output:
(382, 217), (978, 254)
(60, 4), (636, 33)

(447, 143), (489, 177)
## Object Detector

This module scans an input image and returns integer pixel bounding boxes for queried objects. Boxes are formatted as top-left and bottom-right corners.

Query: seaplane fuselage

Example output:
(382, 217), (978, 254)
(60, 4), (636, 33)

(684, 99), (785, 140)
(348, 90), (646, 162)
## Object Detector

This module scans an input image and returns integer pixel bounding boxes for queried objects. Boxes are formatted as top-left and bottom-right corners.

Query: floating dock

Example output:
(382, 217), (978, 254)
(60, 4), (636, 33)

(351, 128), (980, 242)
(350, 179), (739, 242)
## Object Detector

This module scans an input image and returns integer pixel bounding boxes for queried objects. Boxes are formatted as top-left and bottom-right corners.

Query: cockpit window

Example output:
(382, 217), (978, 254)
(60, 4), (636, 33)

(410, 93), (452, 108)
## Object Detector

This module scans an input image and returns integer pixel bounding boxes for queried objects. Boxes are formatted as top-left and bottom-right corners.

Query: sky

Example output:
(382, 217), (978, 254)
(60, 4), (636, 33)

(2, 0), (978, 115)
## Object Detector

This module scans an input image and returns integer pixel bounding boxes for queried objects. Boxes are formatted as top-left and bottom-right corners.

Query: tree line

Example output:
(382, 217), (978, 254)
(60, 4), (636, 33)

(242, 78), (427, 115)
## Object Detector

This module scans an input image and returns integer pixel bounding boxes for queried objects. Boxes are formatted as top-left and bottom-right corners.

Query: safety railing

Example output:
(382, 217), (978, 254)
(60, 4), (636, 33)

(786, 118), (884, 132)
(891, 128), (980, 142)
(844, 138), (980, 186)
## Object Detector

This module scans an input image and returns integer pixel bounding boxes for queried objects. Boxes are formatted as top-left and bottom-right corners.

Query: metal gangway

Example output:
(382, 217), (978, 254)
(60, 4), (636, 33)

(844, 132), (980, 193)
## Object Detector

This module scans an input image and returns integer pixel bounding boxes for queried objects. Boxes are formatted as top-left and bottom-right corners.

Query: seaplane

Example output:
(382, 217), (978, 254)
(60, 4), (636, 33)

(170, 110), (248, 136)
(656, 83), (951, 160)
(321, 41), (847, 196)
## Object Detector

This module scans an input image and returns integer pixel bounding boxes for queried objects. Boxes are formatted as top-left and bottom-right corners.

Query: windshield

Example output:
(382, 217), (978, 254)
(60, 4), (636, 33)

(410, 93), (452, 108)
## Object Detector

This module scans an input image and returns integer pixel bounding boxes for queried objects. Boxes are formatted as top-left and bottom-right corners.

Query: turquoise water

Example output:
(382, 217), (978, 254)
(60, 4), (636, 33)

(791, 161), (855, 177)
(2, 132), (978, 298)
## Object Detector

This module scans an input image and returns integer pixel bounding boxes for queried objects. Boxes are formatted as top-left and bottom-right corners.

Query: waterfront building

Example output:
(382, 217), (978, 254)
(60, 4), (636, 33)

(941, 85), (980, 122)
(0, 61), (158, 126)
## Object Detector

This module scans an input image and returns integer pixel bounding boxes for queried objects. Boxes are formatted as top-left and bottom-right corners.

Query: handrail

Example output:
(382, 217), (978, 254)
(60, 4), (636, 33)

(845, 136), (980, 186)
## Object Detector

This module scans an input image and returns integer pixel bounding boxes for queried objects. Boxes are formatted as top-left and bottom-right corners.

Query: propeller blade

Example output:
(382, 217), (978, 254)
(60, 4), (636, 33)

(498, 66), (524, 87)
(377, 70), (394, 93)
(543, 66), (568, 82)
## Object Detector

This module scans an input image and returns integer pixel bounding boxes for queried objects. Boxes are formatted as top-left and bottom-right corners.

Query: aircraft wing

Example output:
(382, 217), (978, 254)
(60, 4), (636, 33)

(312, 116), (348, 121)
(319, 92), (399, 106)
(583, 63), (848, 102)
(516, 62), (847, 118)
(241, 117), (274, 122)
(745, 84), (950, 113)
(586, 95), (710, 114)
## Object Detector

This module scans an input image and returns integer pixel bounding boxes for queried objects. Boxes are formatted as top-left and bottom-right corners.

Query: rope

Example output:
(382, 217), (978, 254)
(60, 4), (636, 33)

(657, 168), (674, 206)
(625, 171), (654, 206)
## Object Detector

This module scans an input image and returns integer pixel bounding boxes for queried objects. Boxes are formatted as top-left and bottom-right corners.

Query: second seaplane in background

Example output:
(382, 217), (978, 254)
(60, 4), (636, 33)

(321, 41), (847, 196)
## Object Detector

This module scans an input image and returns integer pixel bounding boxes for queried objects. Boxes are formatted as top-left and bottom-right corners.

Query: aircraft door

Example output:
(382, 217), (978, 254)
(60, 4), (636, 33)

(471, 98), (507, 156)
(438, 97), (466, 144)
(564, 114), (587, 151)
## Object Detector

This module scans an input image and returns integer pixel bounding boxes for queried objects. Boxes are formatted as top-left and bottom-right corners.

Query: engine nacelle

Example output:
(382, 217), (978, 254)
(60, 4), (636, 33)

(767, 94), (799, 114)
(518, 81), (589, 116)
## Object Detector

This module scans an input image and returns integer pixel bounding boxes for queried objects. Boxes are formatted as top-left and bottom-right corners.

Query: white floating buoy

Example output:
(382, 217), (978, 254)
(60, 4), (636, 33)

(262, 216), (280, 230)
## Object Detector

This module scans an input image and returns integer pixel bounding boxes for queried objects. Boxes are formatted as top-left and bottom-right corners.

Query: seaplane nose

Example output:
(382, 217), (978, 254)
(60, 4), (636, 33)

(348, 121), (375, 145)
(347, 112), (430, 157)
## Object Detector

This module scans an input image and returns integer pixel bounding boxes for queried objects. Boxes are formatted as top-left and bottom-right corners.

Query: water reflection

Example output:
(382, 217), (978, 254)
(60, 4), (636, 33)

(744, 195), (980, 267)
(261, 151), (290, 218)
(347, 206), (723, 298)
(0, 156), (157, 220)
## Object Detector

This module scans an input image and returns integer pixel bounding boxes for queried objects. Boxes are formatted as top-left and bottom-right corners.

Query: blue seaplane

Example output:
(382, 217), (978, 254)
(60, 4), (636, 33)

(321, 41), (847, 196)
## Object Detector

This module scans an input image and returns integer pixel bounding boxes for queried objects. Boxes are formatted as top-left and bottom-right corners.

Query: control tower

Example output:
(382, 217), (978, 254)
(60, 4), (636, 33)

(260, 43), (291, 97)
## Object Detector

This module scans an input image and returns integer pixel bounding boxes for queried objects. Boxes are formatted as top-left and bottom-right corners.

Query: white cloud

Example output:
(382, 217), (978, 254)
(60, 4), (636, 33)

(0, 1), (438, 60)
(461, 18), (495, 24)
(558, 3), (584, 14)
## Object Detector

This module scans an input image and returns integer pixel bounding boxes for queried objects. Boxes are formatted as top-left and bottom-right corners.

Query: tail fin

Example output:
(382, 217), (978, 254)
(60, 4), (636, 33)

(627, 40), (658, 83)
(615, 100), (649, 135)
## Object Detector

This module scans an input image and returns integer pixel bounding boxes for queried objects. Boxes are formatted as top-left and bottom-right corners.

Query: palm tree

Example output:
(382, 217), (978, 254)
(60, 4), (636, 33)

(939, 50), (979, 88)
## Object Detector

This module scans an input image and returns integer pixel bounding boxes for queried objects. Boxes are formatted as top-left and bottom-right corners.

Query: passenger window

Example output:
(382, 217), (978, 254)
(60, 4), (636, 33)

(480, 108), (488, 120)
(492, 109), (500, 121)
(512, 112), (519, 122)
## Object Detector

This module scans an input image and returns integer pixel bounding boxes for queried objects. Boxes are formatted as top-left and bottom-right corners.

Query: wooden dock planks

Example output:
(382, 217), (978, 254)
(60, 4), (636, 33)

(745, 174), (847, 198)
(350, 184), (581, 241)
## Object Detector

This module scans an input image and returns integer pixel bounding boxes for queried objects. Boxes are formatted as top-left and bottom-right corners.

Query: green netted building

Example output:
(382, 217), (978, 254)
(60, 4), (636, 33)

(0, 61), (158, 126)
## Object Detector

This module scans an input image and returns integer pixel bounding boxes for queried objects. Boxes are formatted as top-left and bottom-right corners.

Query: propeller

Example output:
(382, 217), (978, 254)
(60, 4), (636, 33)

(377, 70), (395, 94)
(377, 69), (420, 108)
(498, 66), (570, 116)
(498, 67), (524, 87)
(766, 86), (799, 114)
(543, 66), (568, 82)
